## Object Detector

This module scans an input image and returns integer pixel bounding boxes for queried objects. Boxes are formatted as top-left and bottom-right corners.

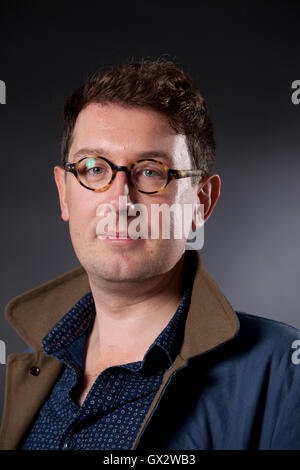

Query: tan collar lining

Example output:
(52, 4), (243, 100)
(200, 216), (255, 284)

(5, 251), (239, 359)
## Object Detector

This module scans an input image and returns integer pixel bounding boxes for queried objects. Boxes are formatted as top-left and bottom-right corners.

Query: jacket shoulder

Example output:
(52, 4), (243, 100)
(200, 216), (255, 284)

(5, 265), (91, 351)
(236, 311), (300, 337)
(234, 311), (300, 356)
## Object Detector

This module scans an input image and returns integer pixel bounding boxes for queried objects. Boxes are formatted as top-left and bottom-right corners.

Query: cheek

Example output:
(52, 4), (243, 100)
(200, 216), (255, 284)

(170, 183), (198, 234)
(178, 179), (197, 202)
(146, 184), (195, 240)
(163, 181), (197, 214)
(67, 190), (96, 239)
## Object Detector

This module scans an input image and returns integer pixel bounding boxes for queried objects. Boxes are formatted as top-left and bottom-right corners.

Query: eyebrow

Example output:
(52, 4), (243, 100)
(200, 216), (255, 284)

(71, 148), (173, 165)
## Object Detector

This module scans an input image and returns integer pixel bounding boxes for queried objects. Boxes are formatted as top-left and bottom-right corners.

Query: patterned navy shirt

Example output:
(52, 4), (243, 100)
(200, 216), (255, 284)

(21, 256), (196, 450)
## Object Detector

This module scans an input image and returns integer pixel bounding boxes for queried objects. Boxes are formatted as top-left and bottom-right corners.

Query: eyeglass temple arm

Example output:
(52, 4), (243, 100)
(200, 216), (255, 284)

(170, 169), (204, 179)
(64, 163), (75, 171)
(63, 163), (79, 177)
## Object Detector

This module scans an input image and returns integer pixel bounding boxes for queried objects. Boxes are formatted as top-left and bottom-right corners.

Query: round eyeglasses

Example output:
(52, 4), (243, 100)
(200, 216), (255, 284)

(63, 156), (204, 194)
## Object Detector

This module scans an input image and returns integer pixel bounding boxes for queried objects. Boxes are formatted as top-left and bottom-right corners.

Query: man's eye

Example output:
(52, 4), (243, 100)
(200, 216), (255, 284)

(88, 167), (104, 174)
(142, 169), (161, 178)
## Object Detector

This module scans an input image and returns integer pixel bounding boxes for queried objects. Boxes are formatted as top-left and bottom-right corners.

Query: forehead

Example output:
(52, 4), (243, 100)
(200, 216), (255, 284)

(70, 103), (190, 166)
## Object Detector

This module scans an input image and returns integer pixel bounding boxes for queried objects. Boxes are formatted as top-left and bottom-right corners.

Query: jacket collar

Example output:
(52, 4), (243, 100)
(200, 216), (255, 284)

(5, 250), (240, 359)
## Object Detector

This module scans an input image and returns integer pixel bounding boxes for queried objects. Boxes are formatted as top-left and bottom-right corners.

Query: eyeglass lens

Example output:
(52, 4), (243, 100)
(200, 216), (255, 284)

(77, 157), (168, 192)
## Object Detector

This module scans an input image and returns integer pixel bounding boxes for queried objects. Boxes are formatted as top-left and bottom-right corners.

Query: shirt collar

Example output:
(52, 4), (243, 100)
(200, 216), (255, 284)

(42, 291), (95, 356)
(6, 250), (240, 362)
(42, 254), (196, 373)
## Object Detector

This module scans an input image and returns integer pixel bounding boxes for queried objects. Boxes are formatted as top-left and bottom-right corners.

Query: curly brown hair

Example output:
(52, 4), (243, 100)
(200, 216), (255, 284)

(61, 58), (215, 183)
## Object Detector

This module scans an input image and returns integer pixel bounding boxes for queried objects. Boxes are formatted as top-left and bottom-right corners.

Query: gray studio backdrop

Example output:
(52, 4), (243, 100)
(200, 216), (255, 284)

(0, 0), (300, 416)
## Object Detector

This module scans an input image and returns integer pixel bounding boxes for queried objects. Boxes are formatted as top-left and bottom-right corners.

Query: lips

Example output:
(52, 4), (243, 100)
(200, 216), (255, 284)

(98, 232), (141, 239)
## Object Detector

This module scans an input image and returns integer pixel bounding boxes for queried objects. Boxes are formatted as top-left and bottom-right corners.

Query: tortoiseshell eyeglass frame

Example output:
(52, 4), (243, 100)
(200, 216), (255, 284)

(63, 155), (204, 194)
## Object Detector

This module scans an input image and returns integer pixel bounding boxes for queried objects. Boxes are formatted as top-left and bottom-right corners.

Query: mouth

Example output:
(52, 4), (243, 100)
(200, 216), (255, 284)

(97, 232), (142, 241)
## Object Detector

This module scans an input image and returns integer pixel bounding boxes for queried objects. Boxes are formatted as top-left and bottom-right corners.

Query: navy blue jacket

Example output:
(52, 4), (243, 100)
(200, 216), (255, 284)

(137, 311), (300, 450)
(1, 251), (300, 450)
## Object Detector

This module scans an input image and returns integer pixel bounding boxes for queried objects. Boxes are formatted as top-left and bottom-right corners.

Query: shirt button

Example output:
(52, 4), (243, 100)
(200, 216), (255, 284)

(29, 366), (40, 376)
(63, 439), (72, 450)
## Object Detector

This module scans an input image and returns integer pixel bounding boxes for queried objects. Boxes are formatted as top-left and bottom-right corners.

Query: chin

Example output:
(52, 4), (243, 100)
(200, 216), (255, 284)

(75, 238), (184, 281)
(93, 266), (155, 283)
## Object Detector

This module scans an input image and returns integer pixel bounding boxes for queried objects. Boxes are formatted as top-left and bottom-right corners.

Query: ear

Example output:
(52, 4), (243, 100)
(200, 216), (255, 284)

(54, 166), (70, 222)
(192, 174), (221, 229)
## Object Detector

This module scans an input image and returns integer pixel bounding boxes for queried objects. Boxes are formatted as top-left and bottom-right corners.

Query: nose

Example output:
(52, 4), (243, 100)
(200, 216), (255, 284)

(107, 169), (136, 213)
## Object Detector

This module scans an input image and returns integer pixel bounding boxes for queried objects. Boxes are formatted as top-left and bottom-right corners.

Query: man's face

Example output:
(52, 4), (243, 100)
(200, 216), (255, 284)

(54, 103), (201, 283)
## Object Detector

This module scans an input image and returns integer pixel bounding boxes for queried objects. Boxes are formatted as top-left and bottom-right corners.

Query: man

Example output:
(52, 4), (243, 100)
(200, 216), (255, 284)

(1, 59), (300, 450)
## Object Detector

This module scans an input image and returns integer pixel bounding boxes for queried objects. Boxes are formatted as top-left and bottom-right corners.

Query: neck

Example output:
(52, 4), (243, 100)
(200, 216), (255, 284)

(87, 253), (186, 355)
